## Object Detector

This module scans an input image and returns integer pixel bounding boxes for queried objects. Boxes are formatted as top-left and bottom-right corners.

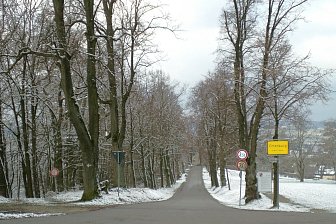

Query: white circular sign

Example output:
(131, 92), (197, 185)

(236, 149), (248, 160)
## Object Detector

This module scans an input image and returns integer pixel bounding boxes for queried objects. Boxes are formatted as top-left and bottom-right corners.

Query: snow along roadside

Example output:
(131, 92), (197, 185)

(202, 167), (328, 213)
(0, 172), (187, 220)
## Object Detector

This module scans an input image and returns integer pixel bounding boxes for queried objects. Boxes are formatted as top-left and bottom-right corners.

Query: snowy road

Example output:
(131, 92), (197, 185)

(2, 166), (335, 224)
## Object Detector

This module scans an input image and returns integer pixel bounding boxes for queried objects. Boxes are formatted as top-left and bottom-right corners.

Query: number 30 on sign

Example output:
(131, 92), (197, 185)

(236, 149), (248, 160)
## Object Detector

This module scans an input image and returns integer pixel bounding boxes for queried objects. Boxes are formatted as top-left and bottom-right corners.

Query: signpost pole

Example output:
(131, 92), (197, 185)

(113, 151), (125, 199)
(239, 171), (242, 206)
(277, 156), (280, 209)
(267, 140), (288, 209)
(272, 156), (280, 208)
(117, 153), (120, 198)
(226, 168), (231, 190)
(236, 149), (248, 206)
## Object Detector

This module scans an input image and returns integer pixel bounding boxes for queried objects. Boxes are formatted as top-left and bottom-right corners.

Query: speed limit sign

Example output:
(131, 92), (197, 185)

(236, 149), (248, 160)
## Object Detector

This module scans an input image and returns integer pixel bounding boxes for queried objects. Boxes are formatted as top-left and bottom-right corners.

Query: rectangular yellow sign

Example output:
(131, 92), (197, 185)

(267, 140), (289, 155)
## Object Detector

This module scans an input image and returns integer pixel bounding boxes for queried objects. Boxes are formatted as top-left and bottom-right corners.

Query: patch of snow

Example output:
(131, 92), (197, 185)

(280, 179), (336, 212)
(0, 173), (187, 220)
(0, 212), (64, 220)
(0, 196), (11, 203)
(203, 168), (336, 213)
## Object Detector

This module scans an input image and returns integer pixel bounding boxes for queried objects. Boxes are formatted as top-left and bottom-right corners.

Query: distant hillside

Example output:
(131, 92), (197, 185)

(311, 121), (325, 129)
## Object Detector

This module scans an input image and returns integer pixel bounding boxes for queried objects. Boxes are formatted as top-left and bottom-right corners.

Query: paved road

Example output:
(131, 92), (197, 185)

(3, 166), (335, 224)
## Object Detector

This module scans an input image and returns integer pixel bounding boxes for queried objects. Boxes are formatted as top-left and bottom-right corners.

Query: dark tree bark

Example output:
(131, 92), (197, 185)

(128, 108), (136, 187)
(164, 150), (171, 187)
(83, 0), (100, 200)
(50, 90), (64, 191)
(219, 153), (227, 187)
(140, 144), (148, 188)
(21, 57), (34, 198)
(245, 0), (309, 203)
(102, 0), (120, 187)
(0, 99), (9, 197)
(223, 0), (308, 203)
(10, 93), (28, 198)
(159, 149), (164, 188)
(52, 0), (99, 201)
(30, 81), (40, 198)
(208, 136), (219, 188)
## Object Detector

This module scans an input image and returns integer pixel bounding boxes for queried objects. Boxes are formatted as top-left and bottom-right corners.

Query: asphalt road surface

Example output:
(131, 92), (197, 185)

(3, 166), (335, 224)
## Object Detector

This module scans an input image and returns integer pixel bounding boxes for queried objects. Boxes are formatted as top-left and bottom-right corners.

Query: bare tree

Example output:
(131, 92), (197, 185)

(287, 110), (315, 182)
(99, 0), (176, 187)
(52, 0), (100, 201)
(120, 70), (187, 188)
(220, 0), (309, 203)
(0, 97), (9, 197)
(0, 0), (184, 201)
(189, 70), (238, 188)
(264, 38), (331, 140)
(220, 0), (259, 202)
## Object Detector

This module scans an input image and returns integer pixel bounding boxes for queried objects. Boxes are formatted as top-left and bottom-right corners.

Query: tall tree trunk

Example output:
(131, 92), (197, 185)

(148, 155), (154, 189)
(31, 88), (40, 198)
(245, 83), (267, 202)
(219, 150), (227, 187)
(164, 151), (171, 187)
(150, 146), (157, 189)
(167, 153), (175, 185)
(208, 139), (219, 188)
(228, 0), (258, 203)
(140, 145), (148, 188)
(52, 0), (99, 201)
(102, 0), (120, 187)
(82, 0), (100, 200)
(160, 149), (164, 188)
(55, 90), (64, 191)
(0, 99), (9, 197)
(50, 90), (64, 191)
(297, 151), (305, 182)
(11, 94), (27, 198)
(128, 107), (136, 187)
(129, 151), (136, 188)
(21, 57), (34, 198)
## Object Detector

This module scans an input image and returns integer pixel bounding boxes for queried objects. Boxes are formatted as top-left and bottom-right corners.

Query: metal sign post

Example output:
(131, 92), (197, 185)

(236, 152), (248, 207)
(271, 156), (280, 209)
(117, 155), (120, 198)
(112, 151), (125, 199)
(239, 170), (243, 206)
(237, 161), (247, 206)
(267, 140), (289, 209)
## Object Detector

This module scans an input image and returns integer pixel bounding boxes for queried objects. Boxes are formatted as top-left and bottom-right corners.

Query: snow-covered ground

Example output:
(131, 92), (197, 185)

(0, 212), (63, 220)
(0, 173), (187, 220)
(203, 168), (336, 213)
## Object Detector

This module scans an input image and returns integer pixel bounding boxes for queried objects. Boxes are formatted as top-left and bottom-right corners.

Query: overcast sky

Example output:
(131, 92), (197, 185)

(155, 0), (336, 122)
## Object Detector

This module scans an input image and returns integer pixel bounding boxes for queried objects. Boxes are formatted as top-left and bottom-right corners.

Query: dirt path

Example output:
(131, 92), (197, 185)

(0, 202), (106, 214)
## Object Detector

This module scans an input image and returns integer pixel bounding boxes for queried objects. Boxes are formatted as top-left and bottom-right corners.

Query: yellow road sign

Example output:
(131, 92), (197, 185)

(267, 140), (289, 156)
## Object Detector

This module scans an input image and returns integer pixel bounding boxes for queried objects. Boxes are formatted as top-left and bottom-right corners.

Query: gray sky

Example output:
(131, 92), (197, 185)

(155, 0), (336, 121)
